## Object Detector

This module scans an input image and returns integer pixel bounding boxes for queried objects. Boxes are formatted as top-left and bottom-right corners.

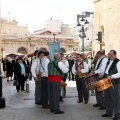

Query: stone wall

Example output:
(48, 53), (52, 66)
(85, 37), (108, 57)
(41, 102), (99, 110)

(93, 0), (120, 58)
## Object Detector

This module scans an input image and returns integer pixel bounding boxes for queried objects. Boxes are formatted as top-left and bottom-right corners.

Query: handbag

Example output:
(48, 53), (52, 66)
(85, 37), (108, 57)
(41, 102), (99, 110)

(13, 76), (19, 86)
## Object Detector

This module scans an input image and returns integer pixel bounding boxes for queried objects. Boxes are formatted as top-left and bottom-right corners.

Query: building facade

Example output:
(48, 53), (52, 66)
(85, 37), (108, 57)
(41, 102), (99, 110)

(1, 18), (80, 58)
(93, 0), (120, 58)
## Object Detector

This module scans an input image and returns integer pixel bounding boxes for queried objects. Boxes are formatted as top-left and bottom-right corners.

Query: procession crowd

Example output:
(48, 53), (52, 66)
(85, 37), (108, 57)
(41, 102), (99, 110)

(1, 49), (120, 120)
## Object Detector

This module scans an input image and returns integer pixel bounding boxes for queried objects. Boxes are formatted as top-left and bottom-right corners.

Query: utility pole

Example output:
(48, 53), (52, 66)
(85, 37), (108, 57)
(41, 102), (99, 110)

(0, 0), (6, 108)
(53, 33), (56, 43)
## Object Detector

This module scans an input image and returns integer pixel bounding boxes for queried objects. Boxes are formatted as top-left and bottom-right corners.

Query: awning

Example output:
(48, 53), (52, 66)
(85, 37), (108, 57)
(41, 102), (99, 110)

(6, 53), (25, 57)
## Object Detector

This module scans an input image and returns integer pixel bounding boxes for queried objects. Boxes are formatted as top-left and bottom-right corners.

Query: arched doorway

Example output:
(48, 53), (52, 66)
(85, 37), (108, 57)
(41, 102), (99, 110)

(17, 47), (27, 54)
(60, 47), (66, 53)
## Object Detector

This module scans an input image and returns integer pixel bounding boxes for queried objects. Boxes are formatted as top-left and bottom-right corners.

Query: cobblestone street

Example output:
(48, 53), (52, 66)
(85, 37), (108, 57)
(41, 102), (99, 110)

(0, 78), (111, 120)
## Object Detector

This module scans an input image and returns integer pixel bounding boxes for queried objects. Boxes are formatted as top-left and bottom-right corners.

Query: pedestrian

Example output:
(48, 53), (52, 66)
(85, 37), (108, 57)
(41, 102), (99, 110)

(6, 57), (14, 81)
(48, 53), (68, 114)
(2, 57), (7, 78)
(14, 57), (27, 92)
(23, 56), (31, 78)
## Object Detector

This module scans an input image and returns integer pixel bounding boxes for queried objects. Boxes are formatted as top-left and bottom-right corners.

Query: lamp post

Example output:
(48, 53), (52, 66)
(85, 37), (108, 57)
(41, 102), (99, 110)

(53, 33), (56, 43)
(0, 0), (6, 108)
(77, 17), (89, 52)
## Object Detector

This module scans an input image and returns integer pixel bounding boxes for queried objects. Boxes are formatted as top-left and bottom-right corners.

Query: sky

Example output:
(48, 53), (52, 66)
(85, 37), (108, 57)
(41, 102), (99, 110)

(1, 0), (94, 32)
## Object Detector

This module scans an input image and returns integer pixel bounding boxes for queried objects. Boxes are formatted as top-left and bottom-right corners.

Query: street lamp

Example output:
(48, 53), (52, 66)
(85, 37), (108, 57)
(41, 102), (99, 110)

(53, 33), (56, 43)
(77, 17), (89, 52)
(0, 0), (6, 108)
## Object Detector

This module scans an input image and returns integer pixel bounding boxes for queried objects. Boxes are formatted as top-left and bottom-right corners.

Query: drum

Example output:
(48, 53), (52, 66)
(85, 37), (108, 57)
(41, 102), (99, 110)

(85, 74), (99, 90)
(96, 78), (112, 92)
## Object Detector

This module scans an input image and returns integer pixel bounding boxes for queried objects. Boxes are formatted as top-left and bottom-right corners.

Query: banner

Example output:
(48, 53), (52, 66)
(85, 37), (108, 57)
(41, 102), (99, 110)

(48, 42), (60, 60)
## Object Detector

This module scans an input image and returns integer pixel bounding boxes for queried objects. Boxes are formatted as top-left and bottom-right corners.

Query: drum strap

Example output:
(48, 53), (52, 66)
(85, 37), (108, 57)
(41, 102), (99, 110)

(75, 62), (84, 71)
(95, 57), (105, 70)
(105, 60), (110, 71)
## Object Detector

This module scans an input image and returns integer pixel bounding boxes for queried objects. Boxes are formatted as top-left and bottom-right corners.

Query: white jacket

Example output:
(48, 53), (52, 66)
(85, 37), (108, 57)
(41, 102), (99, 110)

(40, 57), (50, 77)
(31, 58), (40, 78)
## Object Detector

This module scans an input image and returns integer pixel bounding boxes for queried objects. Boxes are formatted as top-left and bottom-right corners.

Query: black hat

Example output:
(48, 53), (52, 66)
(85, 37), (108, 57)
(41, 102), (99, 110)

(34, 50), (39, 56)
(16, 56), (23, 61)
(44, 51), (49, 56)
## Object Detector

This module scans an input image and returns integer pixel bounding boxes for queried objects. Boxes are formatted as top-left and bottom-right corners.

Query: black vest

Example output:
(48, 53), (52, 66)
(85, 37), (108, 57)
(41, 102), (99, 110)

(108, 58), (120, 84)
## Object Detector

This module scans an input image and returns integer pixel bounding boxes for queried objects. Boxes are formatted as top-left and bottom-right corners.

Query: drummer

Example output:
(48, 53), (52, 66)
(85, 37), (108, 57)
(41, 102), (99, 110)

(101, 50), (120, 120)
(90, 50), (108, 110)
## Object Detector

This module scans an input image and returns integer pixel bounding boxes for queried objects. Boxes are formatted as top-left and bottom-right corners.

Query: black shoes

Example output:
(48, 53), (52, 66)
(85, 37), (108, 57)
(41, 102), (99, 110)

(113, 116), (119, 120)
(35, 102), (42, 105)
(50, 110), (54, 113)
(101, 113), (112, 117)
(84, 100), (88, 104)
(59, 96), (64, 102)
(60, 99), (64, 102)
(113, 117), (119, 120)
(77, 100), (88, 104)
(77, 101), (83, 103)
(99, 106), (106, 110)
(42, 106), (50, 109)
(113, 114), (120, 120)
(21, 90), (25, 91)
(54, 110), (64, 114)
(93, 104), (101, 107)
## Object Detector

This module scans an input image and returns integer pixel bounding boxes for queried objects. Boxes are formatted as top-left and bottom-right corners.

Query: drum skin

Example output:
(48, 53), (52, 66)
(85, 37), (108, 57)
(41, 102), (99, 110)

(96, 78), (112, 92)
(85, 74), (99, 90)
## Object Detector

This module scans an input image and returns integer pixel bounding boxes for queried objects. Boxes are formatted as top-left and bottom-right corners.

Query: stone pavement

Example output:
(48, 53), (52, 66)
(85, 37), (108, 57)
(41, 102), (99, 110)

(0, 78), (112, 120)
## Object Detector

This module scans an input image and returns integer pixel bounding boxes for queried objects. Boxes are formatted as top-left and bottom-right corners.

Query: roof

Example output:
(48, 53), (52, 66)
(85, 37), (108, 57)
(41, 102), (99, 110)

(38, 30), (52, 35)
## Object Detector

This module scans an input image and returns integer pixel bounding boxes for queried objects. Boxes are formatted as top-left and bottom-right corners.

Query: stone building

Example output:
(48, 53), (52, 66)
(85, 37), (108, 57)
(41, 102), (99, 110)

(92, 0), (120, 58)
(1, 18), (79, 58)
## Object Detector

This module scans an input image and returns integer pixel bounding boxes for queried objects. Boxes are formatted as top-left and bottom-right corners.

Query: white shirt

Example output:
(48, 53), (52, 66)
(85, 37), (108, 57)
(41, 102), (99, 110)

(61, 59), (69, 68)
(95, 56), (108, 75)
(72, 62), (88, 75)
(31, 58), (40, 78)
(88, 59), (91, 70)
(105, 60), (120, 79)
(58, 61), (69, 73)
(40, 57), (50, 77)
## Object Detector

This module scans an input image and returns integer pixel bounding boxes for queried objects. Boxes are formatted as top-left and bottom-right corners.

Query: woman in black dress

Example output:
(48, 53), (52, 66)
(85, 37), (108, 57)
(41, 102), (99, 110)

(6, 57), (14, 81)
